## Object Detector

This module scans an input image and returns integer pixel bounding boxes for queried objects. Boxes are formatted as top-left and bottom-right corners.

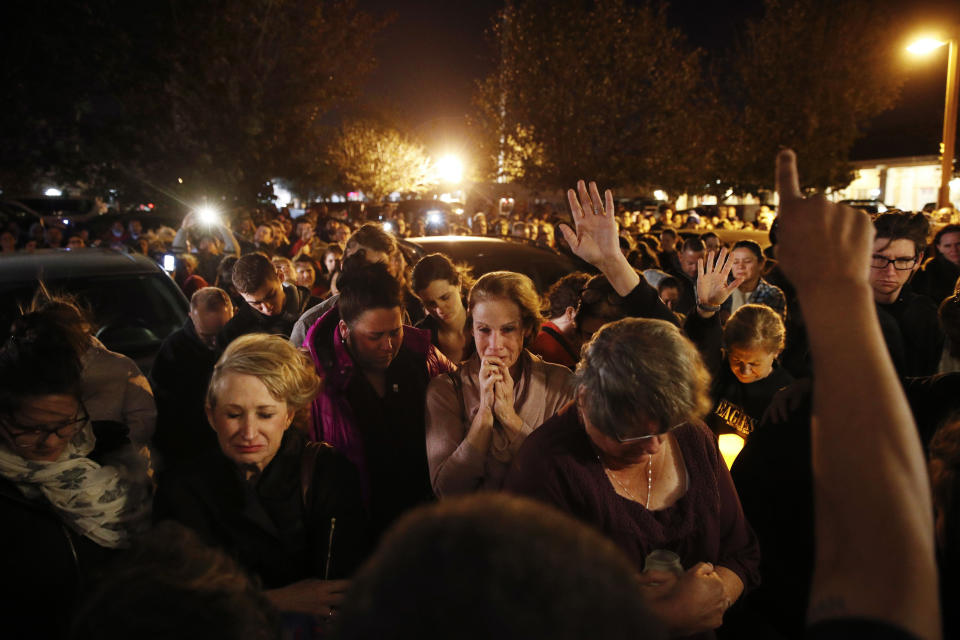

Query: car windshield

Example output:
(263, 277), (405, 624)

(0, 273), (186, 371)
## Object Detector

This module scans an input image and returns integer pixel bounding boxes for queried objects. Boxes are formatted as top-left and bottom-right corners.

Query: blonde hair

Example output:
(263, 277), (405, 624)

(467, 271), (543, 346)
(722, 304), (786, 355)
(206, 334), (320, 412)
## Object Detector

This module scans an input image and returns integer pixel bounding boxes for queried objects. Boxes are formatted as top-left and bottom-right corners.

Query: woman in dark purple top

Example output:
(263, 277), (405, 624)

(505, 317), (760, 638)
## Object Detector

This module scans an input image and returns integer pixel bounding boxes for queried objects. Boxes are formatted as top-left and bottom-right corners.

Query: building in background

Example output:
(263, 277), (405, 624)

(832, 155), (960, 212)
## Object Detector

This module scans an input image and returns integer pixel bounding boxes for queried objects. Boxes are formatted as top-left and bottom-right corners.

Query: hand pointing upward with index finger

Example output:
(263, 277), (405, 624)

(774, 149), (875, 299)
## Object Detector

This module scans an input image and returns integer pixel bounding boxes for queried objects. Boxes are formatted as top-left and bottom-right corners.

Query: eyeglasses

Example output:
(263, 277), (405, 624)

(609, 422), (684, 443)
(870, 255), (917, 271)
(1, 404), (89, 448)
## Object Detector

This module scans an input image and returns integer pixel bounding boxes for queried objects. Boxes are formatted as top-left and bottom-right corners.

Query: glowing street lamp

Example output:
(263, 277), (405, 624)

(907, 38), (946, 55)
(908, 34), (959, 208)
(435, 155), (464, 184)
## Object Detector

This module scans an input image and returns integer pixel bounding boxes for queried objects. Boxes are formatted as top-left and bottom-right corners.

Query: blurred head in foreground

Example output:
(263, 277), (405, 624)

(70, 522), (279, 640)
(334, 494), (665, 640)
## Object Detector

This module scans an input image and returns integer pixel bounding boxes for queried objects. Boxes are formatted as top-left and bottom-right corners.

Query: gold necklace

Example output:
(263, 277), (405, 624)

(602, 455), (654, 508)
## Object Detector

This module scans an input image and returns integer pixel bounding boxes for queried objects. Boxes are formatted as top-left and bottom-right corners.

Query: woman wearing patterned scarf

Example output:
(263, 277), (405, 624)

(0, 308), (153, 638)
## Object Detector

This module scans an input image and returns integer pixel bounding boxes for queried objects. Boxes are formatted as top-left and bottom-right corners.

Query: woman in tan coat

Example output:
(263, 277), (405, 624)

(425, 271), (574, 496)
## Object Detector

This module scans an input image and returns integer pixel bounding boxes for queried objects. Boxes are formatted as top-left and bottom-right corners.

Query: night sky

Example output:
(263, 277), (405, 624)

(357, 0), (955, 162)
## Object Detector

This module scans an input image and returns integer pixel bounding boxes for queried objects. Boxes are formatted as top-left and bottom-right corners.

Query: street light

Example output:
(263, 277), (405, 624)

(908, 34), (959, 208)
(435, 155), (464, 184)
(907, 38), (946, 55)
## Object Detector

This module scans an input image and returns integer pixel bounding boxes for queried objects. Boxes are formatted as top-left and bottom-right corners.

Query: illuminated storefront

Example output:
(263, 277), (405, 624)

(830, 155), (960, 211)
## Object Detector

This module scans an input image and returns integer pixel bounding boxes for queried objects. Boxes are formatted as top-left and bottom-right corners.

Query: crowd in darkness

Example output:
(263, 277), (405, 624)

(0, 151), (957, 640)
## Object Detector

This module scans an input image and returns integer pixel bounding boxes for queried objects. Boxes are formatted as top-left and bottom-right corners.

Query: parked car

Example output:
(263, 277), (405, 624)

(401, 235), (579, 293)
(676, 229), (772, 250)
(0, 199), (44, 234)
(840, 199), (891, 215)
(395, 200), (463, 235)
(0, 248), (188, 373)
(5, 195), (105, 227)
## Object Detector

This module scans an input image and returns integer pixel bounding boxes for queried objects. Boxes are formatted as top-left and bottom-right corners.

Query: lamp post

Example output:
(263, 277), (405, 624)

(908, 36), (959, 209)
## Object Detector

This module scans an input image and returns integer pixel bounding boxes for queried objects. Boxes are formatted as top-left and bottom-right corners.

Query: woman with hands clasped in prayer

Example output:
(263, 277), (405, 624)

(425, 272), (575, 496)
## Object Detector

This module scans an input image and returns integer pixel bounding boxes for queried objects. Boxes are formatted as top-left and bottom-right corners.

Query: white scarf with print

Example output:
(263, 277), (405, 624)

(0, 422), (152, 548)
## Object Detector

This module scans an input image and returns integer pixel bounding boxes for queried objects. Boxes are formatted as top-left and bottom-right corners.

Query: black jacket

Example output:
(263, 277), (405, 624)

(220, 283), (319, 346)
(622, 277), (683, 327)
(150, 317), (222, 471)
(154, 429), (369, 587)
(912, 254), (960, 306)
(665, 266), (698, 316)
(0, 424), (126, 639)
(729, 372), (960, 639)
(877, 287), (943, 378)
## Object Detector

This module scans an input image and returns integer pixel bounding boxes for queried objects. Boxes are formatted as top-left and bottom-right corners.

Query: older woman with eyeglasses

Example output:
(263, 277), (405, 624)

(0, 308), (153, 638)
(505, 181), (760, 638)
(505, 318), (760, 638)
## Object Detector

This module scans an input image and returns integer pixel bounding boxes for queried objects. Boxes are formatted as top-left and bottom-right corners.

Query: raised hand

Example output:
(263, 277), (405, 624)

(180, 211), (197, 229)
(775, 149), (874, 298)
(560, 179), (640, 296)
(560, 180), (619, 270)
(696, 248), (745, 310)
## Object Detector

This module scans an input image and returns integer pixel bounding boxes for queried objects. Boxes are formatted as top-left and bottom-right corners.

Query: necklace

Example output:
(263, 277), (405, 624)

(602, 455), (654, 508)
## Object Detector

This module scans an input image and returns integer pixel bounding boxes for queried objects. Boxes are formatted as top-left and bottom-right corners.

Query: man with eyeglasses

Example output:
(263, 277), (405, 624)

(869, 212), (943, 377)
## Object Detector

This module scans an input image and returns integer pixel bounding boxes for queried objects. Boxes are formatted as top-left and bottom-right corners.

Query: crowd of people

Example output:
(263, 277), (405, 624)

(0, 150), (957, 639)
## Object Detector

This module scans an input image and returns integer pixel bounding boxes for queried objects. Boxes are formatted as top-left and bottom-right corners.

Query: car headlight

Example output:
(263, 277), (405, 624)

(426, 211), (443, 225)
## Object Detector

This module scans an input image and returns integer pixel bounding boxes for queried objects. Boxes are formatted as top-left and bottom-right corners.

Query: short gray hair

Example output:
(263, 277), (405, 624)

(574, 318), (711, 437)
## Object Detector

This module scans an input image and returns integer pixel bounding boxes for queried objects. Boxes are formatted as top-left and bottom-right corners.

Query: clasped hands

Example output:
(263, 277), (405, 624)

(477, 355), (521, 431)
(638, 562), (730, 635)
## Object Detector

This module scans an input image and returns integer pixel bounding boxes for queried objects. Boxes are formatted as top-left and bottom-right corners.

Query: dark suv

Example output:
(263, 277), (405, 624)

(0, 249), (188, 373)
